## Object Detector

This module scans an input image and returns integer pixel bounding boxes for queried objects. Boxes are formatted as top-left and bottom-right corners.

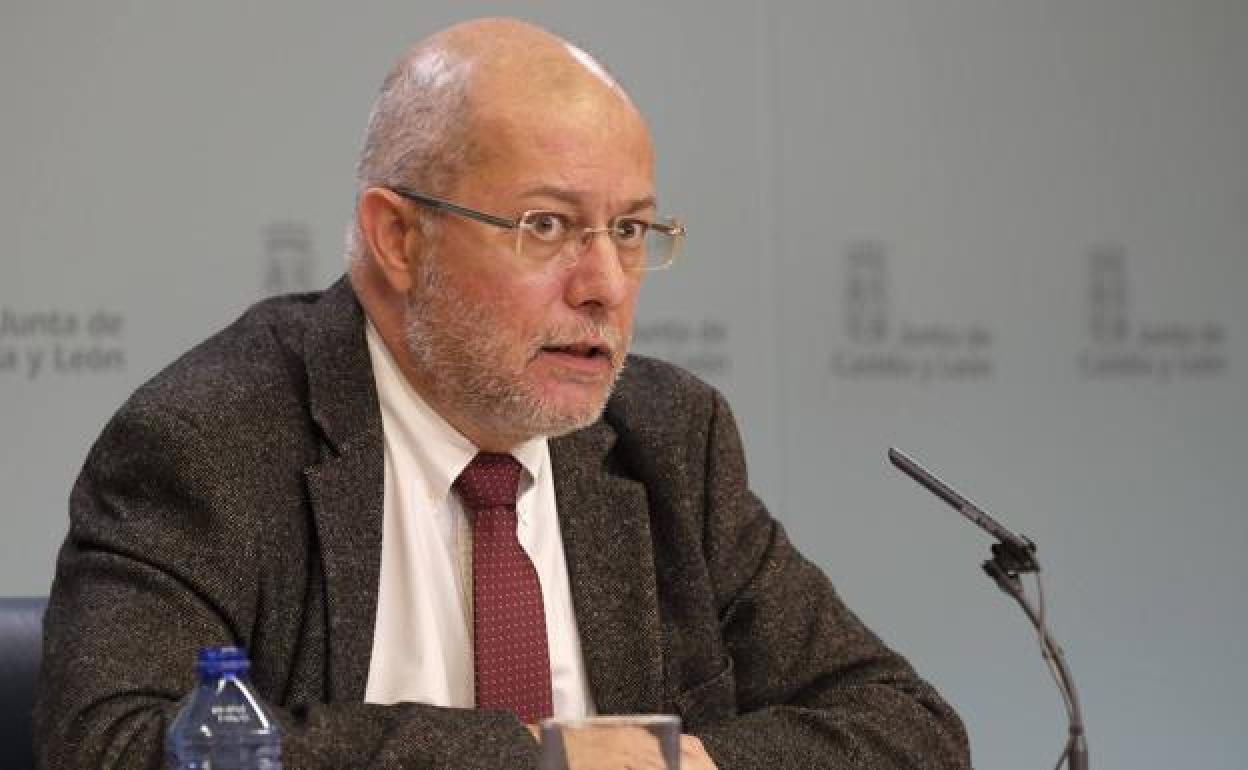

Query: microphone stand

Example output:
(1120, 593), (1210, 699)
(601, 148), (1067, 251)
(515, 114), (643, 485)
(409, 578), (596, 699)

(889, 449), (1088, 770)
(982, 542), (1088, 770)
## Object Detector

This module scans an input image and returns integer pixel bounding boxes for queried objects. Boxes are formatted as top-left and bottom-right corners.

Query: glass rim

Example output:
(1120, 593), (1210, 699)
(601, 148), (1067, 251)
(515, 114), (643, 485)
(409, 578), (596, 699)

(386, 186), (684, 271)
(538, 714), (681, 730)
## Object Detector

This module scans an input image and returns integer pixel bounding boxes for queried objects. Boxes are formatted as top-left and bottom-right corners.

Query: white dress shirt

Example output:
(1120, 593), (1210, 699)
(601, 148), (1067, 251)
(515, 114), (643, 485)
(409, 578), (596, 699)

(362, 322), (596, 719)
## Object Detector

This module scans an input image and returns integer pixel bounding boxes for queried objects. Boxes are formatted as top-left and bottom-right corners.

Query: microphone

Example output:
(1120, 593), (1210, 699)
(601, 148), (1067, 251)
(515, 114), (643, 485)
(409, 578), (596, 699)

(887, 447), (1038, 574)
(888, 447), (1088, 770)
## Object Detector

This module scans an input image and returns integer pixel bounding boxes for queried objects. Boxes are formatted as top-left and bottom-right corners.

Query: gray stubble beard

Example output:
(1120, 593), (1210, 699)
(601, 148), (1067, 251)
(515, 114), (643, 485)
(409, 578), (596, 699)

(401, 252), (629, 444)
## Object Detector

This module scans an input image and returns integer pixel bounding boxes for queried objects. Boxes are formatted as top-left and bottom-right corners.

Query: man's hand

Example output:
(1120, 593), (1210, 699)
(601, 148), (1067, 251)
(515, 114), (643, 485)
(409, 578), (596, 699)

(679, 734), (719, 770)
(533, 724), (719, 770)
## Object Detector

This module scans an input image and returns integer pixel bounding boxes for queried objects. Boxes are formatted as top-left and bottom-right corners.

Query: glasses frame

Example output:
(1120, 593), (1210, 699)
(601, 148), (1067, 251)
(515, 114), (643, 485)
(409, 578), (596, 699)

(386, 186), (684, 272)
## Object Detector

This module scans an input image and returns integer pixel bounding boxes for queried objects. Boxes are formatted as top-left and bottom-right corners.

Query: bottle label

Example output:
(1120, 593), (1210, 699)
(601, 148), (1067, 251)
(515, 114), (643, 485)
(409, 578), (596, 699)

(210, 704), (253, 724)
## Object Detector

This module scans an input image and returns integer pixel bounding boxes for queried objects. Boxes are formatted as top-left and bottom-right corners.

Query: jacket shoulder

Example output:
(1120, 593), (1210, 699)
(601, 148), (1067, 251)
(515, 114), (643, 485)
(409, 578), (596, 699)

(125, 285), (356, 431)
(142, 292), (319, 404)
(92, 285), (362, 480)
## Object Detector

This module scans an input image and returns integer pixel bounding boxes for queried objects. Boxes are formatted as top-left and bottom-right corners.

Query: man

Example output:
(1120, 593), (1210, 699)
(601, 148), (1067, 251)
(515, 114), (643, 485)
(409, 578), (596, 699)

(35, 18), (970, 770)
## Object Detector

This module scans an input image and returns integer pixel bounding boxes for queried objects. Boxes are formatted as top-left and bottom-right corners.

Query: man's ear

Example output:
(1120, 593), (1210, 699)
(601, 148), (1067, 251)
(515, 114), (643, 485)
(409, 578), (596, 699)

(357, 187), (426, 293)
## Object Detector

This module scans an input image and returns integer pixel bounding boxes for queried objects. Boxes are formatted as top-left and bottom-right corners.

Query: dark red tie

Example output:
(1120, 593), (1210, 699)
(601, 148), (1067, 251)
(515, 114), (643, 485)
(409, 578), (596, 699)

(454, 452), (553, 722)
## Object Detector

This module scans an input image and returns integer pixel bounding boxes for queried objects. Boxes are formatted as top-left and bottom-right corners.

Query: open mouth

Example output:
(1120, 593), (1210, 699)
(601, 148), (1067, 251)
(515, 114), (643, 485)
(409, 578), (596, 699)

(541, 343), (611, 361)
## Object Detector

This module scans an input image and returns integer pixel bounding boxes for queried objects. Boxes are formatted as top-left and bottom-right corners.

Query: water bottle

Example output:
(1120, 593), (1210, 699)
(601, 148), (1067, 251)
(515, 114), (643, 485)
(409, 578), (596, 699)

(166, 646), (283, 769)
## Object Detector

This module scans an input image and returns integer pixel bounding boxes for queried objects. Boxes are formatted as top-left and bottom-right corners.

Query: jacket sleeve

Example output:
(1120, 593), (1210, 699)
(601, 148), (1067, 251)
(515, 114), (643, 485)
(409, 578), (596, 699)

(690, 390), (972, 770)
(34, 403), (539, 770)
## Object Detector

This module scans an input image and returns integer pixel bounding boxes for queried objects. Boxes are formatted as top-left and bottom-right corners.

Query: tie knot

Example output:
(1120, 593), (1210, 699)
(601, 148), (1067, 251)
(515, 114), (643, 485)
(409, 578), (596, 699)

(454, 452), (523, 511)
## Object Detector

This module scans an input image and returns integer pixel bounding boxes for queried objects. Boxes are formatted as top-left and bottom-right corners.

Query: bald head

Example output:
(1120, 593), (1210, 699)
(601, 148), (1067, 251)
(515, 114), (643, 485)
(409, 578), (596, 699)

(427, 18), (631, 103)
(352, 19), (639, 206)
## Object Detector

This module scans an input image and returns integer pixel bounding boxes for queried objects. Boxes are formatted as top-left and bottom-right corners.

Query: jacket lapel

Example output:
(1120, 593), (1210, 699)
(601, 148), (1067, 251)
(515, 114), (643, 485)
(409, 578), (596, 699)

(301, 279), (385, 702)
(551, 423), (665, 715)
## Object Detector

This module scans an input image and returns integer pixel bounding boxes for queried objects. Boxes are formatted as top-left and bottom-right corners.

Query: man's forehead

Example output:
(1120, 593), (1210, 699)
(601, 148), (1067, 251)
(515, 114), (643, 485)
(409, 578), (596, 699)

(513, 184), (657, 214)
(462, 108), (654, 203)
(464, 80), (653, 170)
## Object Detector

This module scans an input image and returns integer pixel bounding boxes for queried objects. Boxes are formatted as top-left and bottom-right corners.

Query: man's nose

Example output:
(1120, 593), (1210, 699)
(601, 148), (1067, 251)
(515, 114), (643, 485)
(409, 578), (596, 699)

(563, 229), (635, 309)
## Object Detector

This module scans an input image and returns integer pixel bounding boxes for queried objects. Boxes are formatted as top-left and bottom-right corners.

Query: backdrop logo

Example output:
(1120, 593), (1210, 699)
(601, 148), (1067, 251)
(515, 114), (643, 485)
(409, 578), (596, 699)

(1088, 244), (1129, 345)
(632, 317), (731, 378)
(261, 221), (317, 295)
(0, 307), (126, 380)
(831, 241), (994, 384)
(1079, 244), (1228, 381)
(845, 241), (889, 344)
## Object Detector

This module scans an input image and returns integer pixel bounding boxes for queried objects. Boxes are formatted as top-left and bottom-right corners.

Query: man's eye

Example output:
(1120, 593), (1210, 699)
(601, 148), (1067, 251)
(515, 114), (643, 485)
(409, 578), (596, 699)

(613, 219), (648, 246)
(526, 212), (569, 242)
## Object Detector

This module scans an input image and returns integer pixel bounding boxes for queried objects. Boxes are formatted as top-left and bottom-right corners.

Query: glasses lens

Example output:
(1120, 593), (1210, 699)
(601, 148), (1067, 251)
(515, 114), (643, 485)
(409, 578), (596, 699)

(643, 220), (681, 270)
(517, 212), (566, 263)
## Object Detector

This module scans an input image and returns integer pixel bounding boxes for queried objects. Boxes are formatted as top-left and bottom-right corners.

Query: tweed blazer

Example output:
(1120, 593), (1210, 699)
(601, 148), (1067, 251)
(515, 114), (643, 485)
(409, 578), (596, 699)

(35, 278), (970, 769)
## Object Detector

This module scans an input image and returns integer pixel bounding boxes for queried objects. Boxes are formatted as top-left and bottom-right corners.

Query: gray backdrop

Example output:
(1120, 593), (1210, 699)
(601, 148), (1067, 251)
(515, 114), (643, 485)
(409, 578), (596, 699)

(3, 2), (1245, 767)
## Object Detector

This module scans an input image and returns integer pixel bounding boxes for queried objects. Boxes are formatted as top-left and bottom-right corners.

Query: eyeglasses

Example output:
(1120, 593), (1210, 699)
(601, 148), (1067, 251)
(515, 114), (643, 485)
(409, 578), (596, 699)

(388, 187), (684, 272)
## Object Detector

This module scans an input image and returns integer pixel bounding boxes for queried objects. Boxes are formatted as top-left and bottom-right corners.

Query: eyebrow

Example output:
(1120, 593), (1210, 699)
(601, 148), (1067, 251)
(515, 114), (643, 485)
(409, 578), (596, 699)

(517, 185), (657, 215)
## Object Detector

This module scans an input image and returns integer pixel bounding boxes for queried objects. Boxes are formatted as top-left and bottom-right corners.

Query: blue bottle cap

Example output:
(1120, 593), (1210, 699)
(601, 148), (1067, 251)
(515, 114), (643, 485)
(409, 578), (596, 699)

(194, 646), (251, 679)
